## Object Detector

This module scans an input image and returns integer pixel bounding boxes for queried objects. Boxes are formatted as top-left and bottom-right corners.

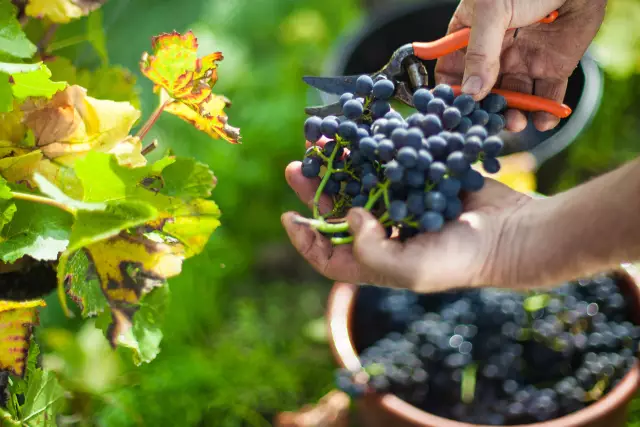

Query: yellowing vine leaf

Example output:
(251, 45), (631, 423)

(21, 85), (142, 165)
(25, 0), (108, 24)
(0, 299), (46, 376)
(0, 62), (66, 113)
(140, 31), (241, 143)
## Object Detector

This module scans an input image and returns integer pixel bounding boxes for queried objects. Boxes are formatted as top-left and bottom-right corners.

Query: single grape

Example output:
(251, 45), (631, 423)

(433, 84), (455, 105)
(428, 162), (447, 183)
(463, 136), (483, 162)
(483, 136), (504, 157)
(352, 194), (368, 207)
(406, 113), (424, 128)
(338, 120), (359, 141)
(482, 93), (508, 114)
(427, 98), (447, 116)
(447, 133), (465, 153)
(356, 127), (370, 140)
(413, 88), (434, 113)
(453, 94), (476, 116)
(483, 157), (501, 174)
(371, 100), (391, 118)
(350, 150), (364, 166)
(361, 163), (376, 176)
(373, 79), (395, 100)
(444, 197), (463, 220)
(323, 178), (341, 196)
(385, 111), (405, 121)
(487, 113), (506, 135)
(470, 109), (490, 126)
(406, 169), (426, 188)
(407, 191), (426, 216)
(420, 211), (445, 232)
(438, 177), (462, 197)
(377, 139), (396, 162)
(345, 180), (361, 197)
(323, 140), (345, 158)
(391, 128), (409, 149)
(457, 117), (473, 133)
(398, 147), (419, 168)
(425, 191), (447, 213)
(405, 128), (424, 151)
(362, 173), (379, 192)
(386, 118), (405, 136)
(443, 107), (462, 130)
(304, 116), (323, 142)
(385, 161), (405, 183)
(447, 151), (470, 176)
(339, 92), (354, 107)
(390, 200), (409, 222)
(426, 135), (448, 159)
(356, 75), (374, 96)
(359, 137), (378, 159)
(417, 149), (434, 171)
(467, 125), (489, 140)
(301, 157), (322, 178)
(372, 118), (389, 136)
(343, 99), (364, 120)
(321, 116), (339, 138)
(461, 169), (485, 192)
(419, 114), (443, 137)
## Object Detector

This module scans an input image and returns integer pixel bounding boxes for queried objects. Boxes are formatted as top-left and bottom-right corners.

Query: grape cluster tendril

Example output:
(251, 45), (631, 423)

(299, 76), (507, 244)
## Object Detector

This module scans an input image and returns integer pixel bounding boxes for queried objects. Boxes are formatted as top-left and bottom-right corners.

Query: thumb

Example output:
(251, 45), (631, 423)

(347, 209), (408, 283)
(461, 0), (510, 100)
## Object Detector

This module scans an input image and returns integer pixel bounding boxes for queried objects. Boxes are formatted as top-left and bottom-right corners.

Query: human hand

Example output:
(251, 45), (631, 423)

(435, 0), (606, 132)
(281, 141), (533, 294)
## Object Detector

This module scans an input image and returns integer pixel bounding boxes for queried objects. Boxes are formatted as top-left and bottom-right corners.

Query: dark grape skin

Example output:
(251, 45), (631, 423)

(385, 160), (405, 183)
(362, 173), (379, 192)
(438, 178), (462, 197)
(407, 191), (426, 215)
(343, 99), (364, 120)
(419, 114), (443, 137)
(427, 136), (448, 160)
(356, 75), (374, 96)
(320, 116), (339, 139)
(345, 180), (361, 197)
(359, 137), (378, 159)
(487, 113), (506, 135)
(470, 109), (490, 126)
(425, 191), (447, 213)
(301, 157), (322, 178)
(339, 92), (354, 107)
(390, 200), (409, 222)
(417, 150), (433, 171)
(373, 79), (395, 100)
(427, 98), (447, 116)
(323, 178), (341, 196)
(405, 128), (424, 150)
(467, 125), (489, 140)
(457, 117), (473, 133)
(461, 169), (485, 192)
(443, 107), (462, 130)
(447, 151), (470, 176)
(482, 93), (508, 114)
(483, 136), (504, 157)
(413, 88), (434, 113)
(371, 100), (392, 118)
(378, 139), (396, 162)
(453, 94), (476, 116)
(483, 157), (501, 174)
(339, 120), (359, 141)
(304, 116), (323, 142)
(428, 162), (447, 183)
(352, 194), (368, 207)
(433, 84), (455, 105)
(444, 197), (463, 219)
(420, 211), (445, 232)
(397, 147), (419, 168)
(406, 169), (426, 188)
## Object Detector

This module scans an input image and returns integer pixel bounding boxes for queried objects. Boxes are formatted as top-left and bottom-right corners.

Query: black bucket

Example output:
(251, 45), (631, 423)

(312, 0), (603, 192)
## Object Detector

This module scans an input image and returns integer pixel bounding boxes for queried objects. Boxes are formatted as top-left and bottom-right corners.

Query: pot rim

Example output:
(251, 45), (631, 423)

(326, 264), (640, 427)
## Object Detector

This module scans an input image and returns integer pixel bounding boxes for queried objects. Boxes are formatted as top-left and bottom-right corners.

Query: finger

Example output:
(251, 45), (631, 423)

(462, 178), (533, 211)
(503, 109), (528, 133)
(285, 162), (333, 214)
(347, 209), (415, 287)
(434, 1), (472, 88)
(532, 78), (568, 132)
(498, 72), (534, 132)
(281, 212), (362, 283)
(461, 1), (510, 99)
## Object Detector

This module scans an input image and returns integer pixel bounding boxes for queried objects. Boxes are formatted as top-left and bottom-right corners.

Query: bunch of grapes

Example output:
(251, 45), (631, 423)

(299, 76), (507, 243)
(336, 275), (640, 425)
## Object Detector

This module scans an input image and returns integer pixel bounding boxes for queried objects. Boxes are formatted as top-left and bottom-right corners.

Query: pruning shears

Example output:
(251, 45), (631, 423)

(304, 10), (572, 120)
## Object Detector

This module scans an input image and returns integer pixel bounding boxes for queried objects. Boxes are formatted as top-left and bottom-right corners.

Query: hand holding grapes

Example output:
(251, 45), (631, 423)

(435, 0), (606, 132)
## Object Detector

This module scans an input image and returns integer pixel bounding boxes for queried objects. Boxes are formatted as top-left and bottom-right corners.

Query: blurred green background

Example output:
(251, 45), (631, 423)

(34, 0), (640, 425)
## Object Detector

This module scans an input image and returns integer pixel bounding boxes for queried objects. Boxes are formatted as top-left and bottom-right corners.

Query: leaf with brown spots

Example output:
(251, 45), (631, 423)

(0, 299), (45, 376)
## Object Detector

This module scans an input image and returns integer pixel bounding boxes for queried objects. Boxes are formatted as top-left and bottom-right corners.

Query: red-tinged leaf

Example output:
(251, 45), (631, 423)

(164, 95), (241, 144)
(0, 299), (46, 376)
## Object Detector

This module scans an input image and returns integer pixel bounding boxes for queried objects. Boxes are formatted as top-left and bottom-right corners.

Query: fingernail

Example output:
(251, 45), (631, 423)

(462, 75), (483, 95)
(347, 209), (364, 232)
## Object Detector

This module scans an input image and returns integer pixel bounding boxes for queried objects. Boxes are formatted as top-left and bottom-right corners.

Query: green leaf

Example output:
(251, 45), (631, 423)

(0, 62), (40, 74)
(523, 293), (551, 313)
(116, 285), (169, 365)
(0, 2), (37, 60)
(0, 201), (16, 234)
(65, 249), (109, 317)
(20, 368), (65, 425)
(0, 175), (11, 199)
(0, 72), (13, 112)
(11, 63), (66, 99)
(34, 173), (105, 212)
(0, 199), (72, 263)
(160, 157), (216, 199)
(86, 8), (108, 65)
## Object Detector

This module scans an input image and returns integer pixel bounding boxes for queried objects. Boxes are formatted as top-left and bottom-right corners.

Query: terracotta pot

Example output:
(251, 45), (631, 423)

(326, 265), (640, 427)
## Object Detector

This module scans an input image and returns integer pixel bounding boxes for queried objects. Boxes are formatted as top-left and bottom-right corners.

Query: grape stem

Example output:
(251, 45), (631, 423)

(136, 100), (171, 141)
(331, 236), (354, 245)
(10, 191), (76, 215)
(313, 140), (343, 219)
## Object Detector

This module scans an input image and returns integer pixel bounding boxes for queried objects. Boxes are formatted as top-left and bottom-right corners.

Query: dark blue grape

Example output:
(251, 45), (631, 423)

(323, 140), (344, 158)
(356, 127), (370, 140)
(413, 88), (434, 113)
(420, 211), (445, 232)
(343, 99), (364, 120)
(419, 114), (443, 137)
(427, 135), (448, 159)
(406, 113), (424, 128)
(397, 147), (418, 168)
(427, 98), (447, 116)
(487, 113), (506, 135)
(350, 150), (364, 166)
(320, 116), (339, 139)
(391, 128), (408, 149)
(356, 75), (374, 96)
(453, 94), (476, 116)
(373, 79), (395, 100)
(483, 157), (501, 174)
(437, 178), (462, 197)
(447, 133), (465, 152)
(482, 93), (507, 114)
(428, 162), (447, 183)
(457, 117), (473, 133)
(385, 118), (405, 137)
(371, 100), (391, 118)
(390, 200), (409, 222)
(470, 109), (489, 126)
(301, 157), (321, 178)
(444, 197), (463, 219)
(447, 151), (470, 175)
(385, 111), (405, 121)
(332, 160), (348, 181)
(323, 179), (340, 196)
(345, 180), (361, 197)
(443, 107), (462, 130)
(377, 139), (395, 162)
(362, 173), (379, 192)
(385, 161), (405, 183)
(338, 120), (359, 141)
(467, 125), (489, 140)
(406, 169), (425, 188)
(372, 118), (389, 136)
(361, 163), (375, 177)
(425, 191), (447, 213)
(417, 150), (433, 171)
(464, 136), (483, 160)
(359, 137), (378, 159)
(339, 92), (354, 107)
(405, 128), (424, 150)
(461, 169), (485, 192)
(483, 136), (504, 157)
(407, 191), (426, 215)
(433, 84), (455, 105)
(352, 194), (368, 207)
(304, 116), (323, 142)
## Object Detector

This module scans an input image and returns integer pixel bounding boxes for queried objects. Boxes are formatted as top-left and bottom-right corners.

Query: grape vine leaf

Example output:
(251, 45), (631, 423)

(21, 85), (141, 165)
(0, 175), (11, 199)
(0, 299), (46, 376)
(0, 62), (66, 113)
(19, 368), (64, 426)
(140, 31), (241, 144)
(25, 0), (108, 24)
(64, 249), (108, 317)
(0, 1), (37, 59)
